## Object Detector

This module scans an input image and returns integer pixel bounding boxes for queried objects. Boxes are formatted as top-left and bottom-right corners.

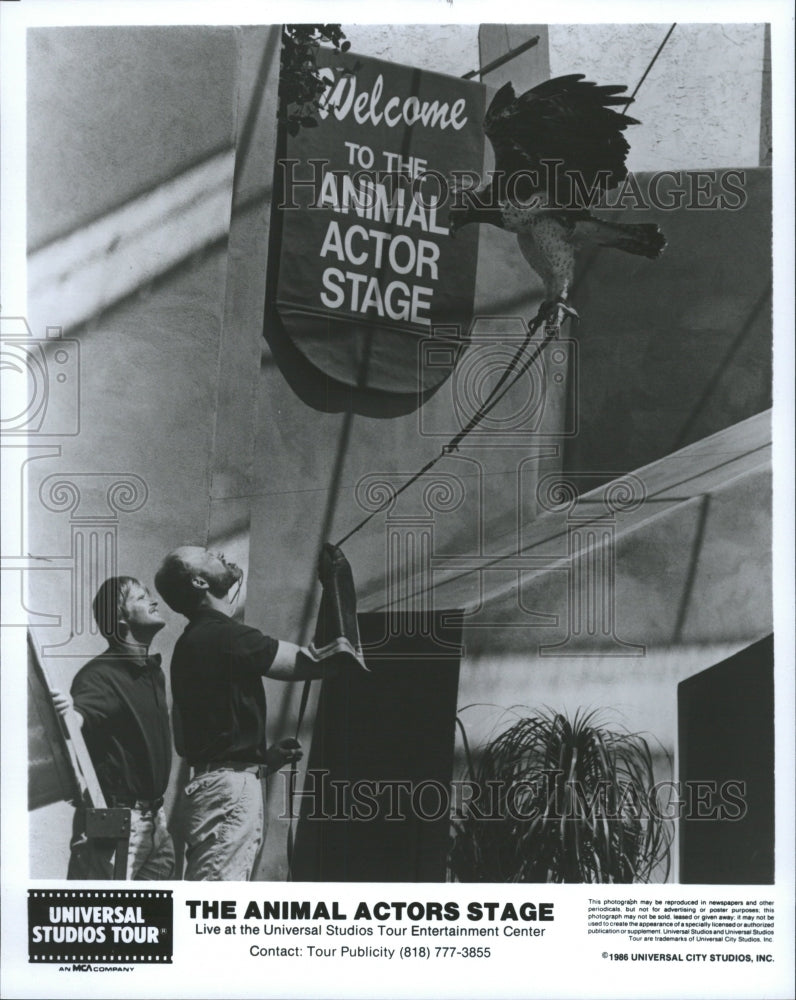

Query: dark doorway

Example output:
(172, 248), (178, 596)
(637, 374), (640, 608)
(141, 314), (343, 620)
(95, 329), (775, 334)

(292, 610), (462, 882)
(678, 634), (774, 883)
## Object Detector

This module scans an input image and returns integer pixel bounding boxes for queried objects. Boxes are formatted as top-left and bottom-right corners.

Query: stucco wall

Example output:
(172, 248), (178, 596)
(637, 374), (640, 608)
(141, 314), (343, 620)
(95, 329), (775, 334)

(342, 23), (480, 78)
(549, 23), (766, 171)
(27, 27), (239, 253)
(480, 23), (767, 171)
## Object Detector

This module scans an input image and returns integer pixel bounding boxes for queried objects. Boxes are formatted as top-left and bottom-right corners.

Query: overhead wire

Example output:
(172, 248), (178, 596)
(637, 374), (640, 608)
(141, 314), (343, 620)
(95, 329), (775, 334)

(333, 22), (678, 550)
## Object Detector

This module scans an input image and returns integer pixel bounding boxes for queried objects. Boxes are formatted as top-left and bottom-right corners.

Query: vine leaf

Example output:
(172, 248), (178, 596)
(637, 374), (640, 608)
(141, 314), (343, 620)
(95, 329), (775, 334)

(279, 24), (357, 133)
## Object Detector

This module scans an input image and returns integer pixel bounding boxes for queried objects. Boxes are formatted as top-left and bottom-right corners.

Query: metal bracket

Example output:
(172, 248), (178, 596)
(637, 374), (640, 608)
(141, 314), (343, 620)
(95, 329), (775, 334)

(84, 806), (131, 839)
(84, 806), (131, 879)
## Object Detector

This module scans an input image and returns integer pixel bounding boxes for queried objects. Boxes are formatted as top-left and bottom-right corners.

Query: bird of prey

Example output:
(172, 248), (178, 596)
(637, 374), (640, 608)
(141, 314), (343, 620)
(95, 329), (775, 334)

(449, 74), (666, 329)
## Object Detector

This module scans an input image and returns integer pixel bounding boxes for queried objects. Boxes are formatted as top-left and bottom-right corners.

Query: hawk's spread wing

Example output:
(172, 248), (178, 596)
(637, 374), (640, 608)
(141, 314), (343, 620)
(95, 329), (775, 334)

(484, 74), (638, 201)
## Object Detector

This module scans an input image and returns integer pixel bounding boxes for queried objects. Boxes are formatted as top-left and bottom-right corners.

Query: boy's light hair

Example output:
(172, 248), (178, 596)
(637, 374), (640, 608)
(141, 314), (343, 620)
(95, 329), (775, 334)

(92, 576), (140, 642)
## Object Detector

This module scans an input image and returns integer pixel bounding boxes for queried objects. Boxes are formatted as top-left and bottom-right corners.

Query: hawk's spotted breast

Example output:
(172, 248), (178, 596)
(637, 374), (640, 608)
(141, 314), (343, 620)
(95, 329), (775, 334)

(449, 74), (666, 328)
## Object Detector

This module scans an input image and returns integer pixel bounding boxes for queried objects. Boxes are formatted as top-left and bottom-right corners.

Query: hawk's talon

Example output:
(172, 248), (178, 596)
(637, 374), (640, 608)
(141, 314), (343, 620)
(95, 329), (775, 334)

(528, 298), (579, 333)
(555, 299), (579, 321)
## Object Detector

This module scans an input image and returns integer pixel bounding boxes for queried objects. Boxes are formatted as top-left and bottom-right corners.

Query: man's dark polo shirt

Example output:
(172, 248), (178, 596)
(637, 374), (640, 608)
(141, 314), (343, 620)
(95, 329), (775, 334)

(170, 608), (278, 766)
(71, 648), (172, 802)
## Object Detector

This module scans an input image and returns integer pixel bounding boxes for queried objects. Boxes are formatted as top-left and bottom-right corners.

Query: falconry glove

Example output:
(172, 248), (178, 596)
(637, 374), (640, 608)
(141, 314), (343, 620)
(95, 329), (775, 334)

(309, 543), (368, 671)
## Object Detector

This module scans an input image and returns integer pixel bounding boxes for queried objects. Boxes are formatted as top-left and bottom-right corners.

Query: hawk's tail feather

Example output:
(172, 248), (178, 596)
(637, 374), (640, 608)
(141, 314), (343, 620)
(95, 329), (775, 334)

(576, 217), (666, 259)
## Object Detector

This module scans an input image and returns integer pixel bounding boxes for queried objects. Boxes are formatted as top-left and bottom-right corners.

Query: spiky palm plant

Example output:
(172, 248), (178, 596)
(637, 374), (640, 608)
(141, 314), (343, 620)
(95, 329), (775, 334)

(450, 708), (672, 883)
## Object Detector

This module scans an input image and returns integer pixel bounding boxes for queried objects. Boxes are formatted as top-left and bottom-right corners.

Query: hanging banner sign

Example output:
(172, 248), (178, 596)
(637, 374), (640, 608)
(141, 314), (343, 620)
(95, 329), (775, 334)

(275, 50), (486, 394)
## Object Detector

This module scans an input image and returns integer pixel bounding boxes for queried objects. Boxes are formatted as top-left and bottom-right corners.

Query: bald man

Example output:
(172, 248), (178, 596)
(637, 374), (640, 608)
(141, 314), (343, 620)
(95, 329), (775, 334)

(155, 546), (328, 881)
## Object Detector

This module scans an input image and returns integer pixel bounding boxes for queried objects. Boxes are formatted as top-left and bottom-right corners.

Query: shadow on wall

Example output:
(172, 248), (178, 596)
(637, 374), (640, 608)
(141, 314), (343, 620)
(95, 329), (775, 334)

(27, 28), (283, 340)
(563, 169), (772, 482)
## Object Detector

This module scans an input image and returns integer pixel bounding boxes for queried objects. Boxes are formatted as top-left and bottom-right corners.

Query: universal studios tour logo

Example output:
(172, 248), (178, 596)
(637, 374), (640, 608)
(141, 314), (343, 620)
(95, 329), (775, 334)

(28, 890), (173, 965)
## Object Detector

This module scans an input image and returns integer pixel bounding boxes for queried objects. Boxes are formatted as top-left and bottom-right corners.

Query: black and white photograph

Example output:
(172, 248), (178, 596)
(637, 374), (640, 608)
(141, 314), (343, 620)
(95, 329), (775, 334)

(1, 2), (793, 998)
